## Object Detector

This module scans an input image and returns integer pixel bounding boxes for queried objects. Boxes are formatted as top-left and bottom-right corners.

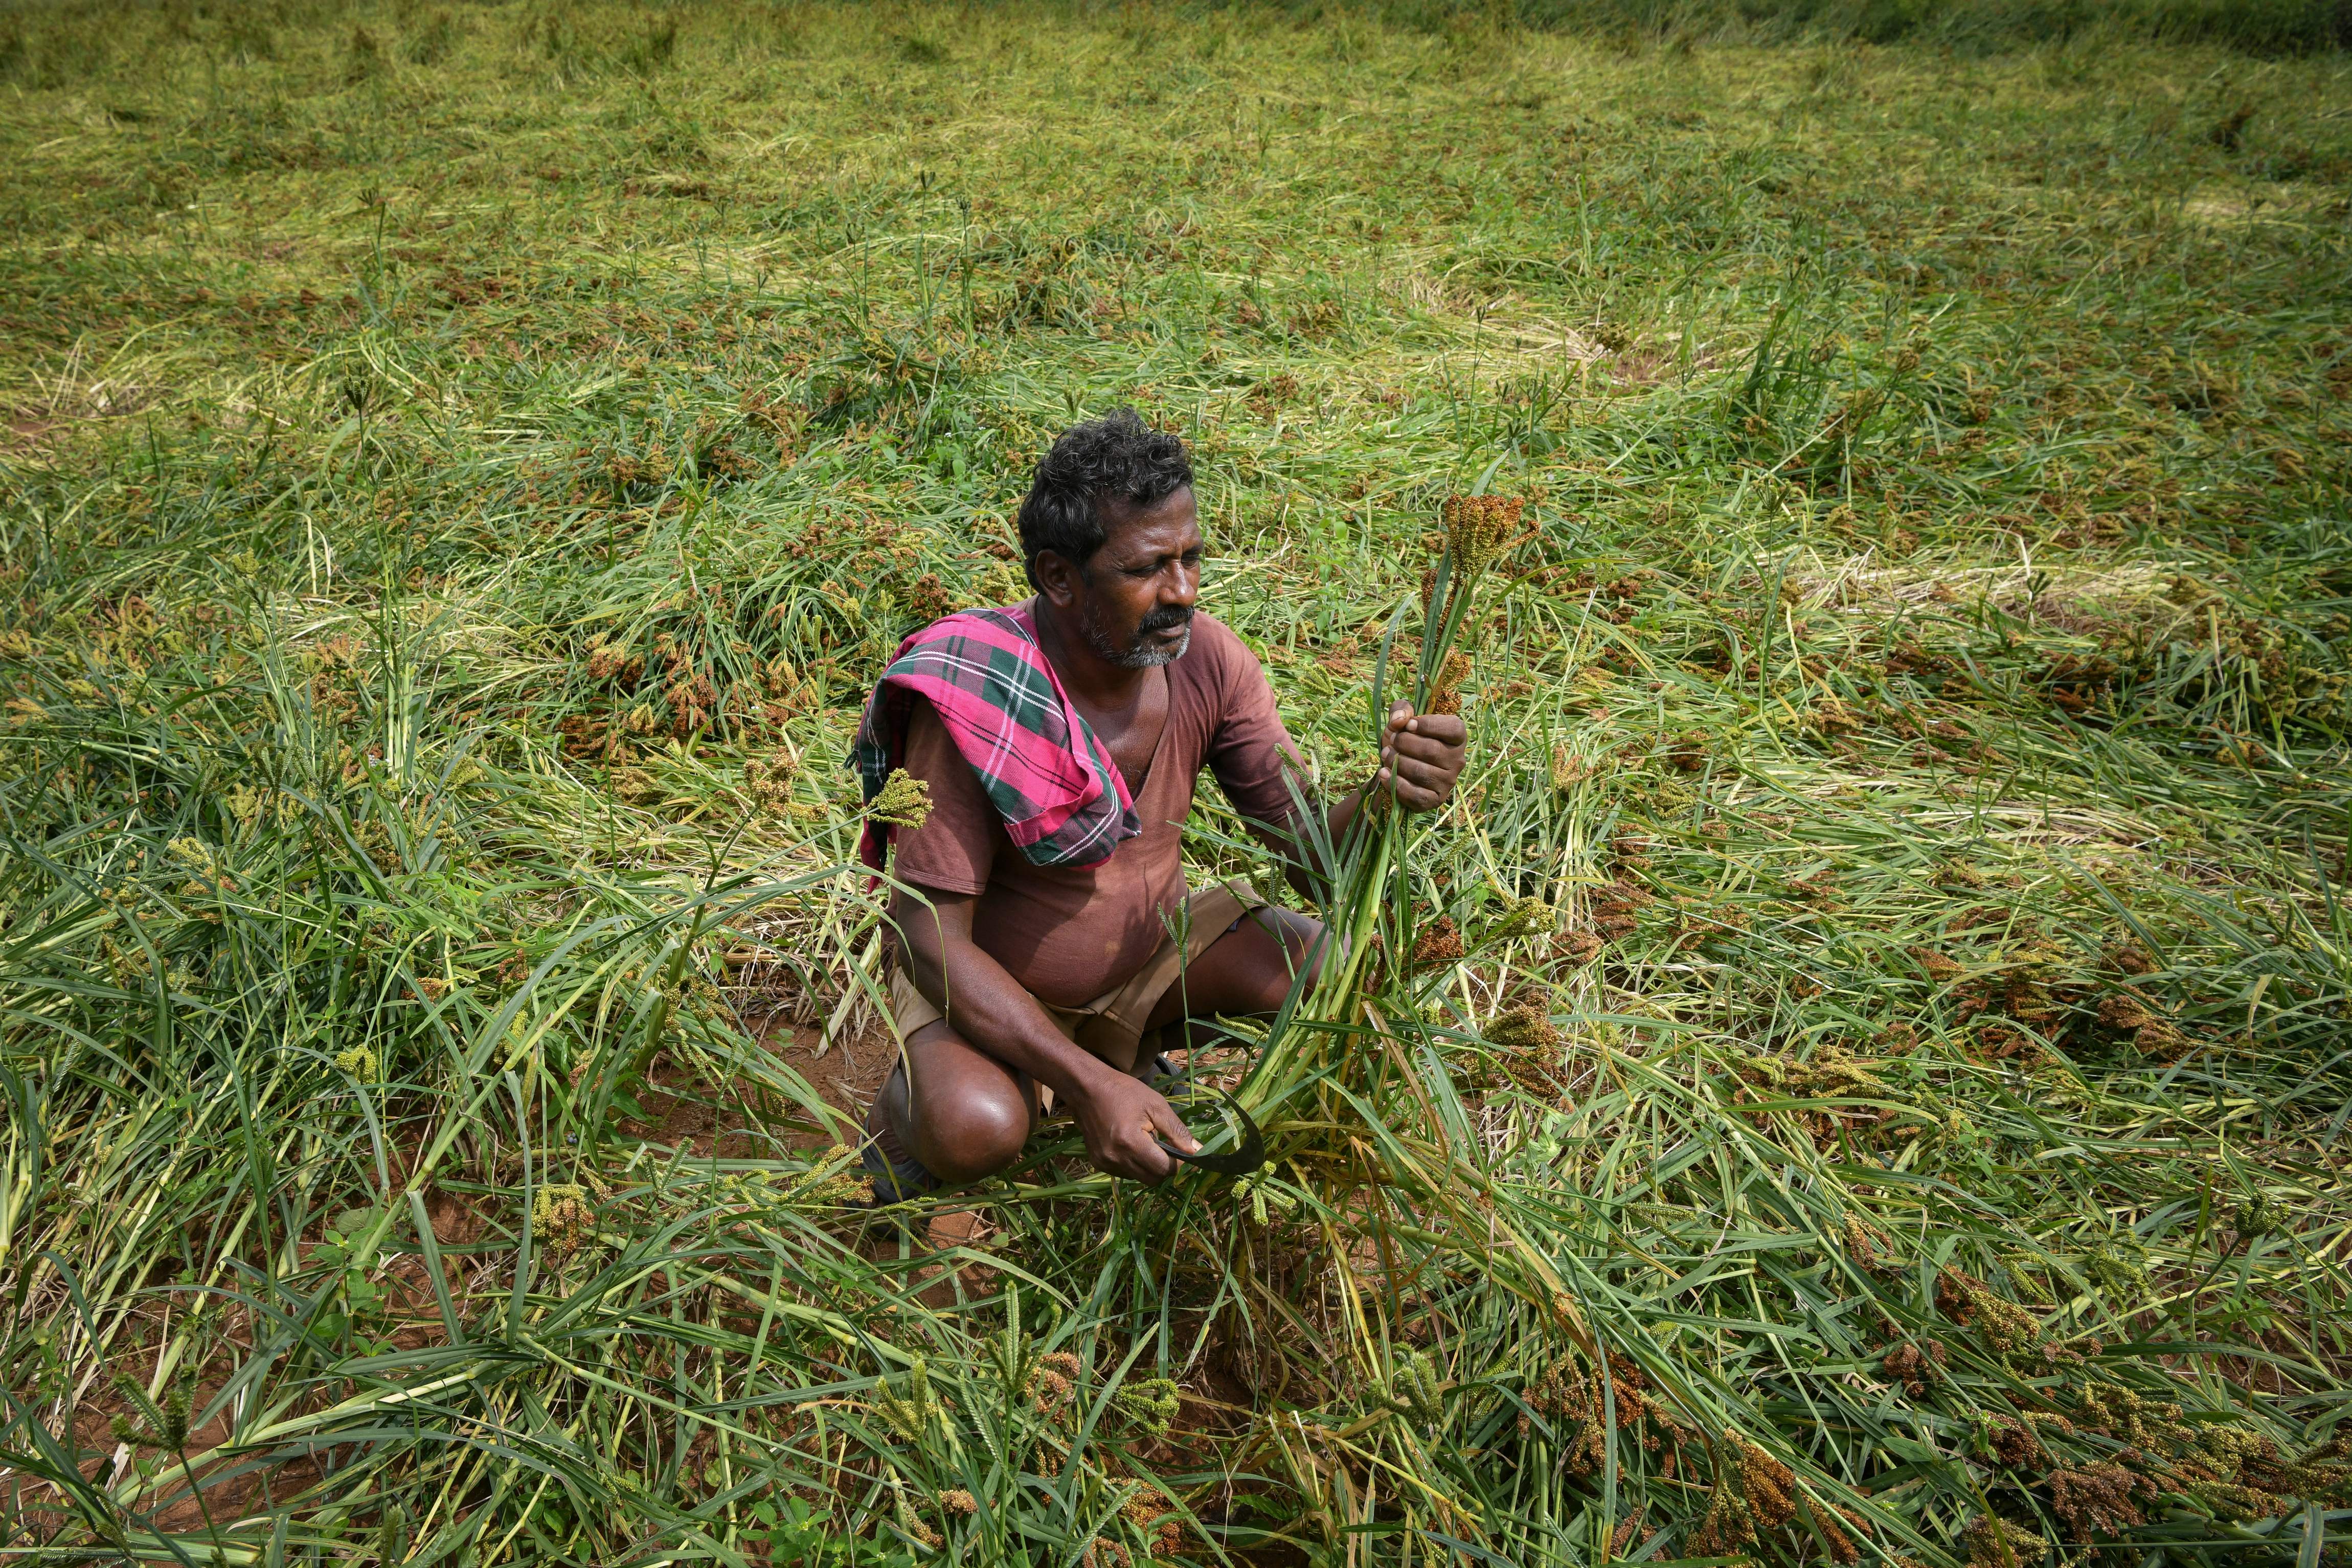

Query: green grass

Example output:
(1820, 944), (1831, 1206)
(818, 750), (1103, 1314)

(1, 2), (2349, 1564)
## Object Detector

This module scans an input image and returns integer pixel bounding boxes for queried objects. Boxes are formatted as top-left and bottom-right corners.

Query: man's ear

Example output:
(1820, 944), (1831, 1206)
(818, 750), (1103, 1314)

(1032, 550), (1084, 608)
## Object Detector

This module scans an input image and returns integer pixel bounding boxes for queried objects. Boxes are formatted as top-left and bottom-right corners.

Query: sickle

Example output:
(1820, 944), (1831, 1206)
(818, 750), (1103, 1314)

(1155, 1084), (1267, 1178)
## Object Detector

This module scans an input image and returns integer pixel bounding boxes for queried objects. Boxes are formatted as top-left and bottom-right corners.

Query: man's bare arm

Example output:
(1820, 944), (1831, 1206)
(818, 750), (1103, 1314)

(890, 885), (1197, 1184)
(1251, 700), (1471, 898)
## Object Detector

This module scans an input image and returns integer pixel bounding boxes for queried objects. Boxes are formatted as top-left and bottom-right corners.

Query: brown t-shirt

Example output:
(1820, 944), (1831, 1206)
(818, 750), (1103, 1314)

(890, 610), (1300, 1007)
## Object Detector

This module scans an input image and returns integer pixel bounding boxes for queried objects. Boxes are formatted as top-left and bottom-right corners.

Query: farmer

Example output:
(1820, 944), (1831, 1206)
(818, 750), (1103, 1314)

(851, 409), (1469, 1195)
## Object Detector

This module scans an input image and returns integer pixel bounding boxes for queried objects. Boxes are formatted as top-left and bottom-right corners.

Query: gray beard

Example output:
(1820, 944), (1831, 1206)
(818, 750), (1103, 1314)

(1081, 606), (1192, 669)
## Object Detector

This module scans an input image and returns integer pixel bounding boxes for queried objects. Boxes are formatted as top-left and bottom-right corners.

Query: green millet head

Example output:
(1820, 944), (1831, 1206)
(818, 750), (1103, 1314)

(868, 767), (935, 830)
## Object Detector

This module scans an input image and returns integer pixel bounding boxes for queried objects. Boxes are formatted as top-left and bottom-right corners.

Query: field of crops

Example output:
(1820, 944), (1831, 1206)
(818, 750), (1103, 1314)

(3, 2), (2350, 1563)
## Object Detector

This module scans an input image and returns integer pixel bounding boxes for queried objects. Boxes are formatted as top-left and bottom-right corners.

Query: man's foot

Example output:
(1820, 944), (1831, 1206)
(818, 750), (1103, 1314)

(1146, 1024), (1257, 1098)
(858, 1070), (937, 1205)
(1146, 1051), (1194, 1097)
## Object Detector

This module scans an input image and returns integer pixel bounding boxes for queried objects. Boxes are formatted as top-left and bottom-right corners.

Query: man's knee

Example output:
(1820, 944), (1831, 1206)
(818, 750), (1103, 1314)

(1246, 906), (1328, 1011)
(1264, 904), (1329, 970)
(907, 1070), (1031, 1183)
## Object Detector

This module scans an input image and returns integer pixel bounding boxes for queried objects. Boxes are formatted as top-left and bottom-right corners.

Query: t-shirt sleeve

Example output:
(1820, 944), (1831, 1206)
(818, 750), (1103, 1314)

(1202, 622), (1309, 833)
(887, 695), (999, 895)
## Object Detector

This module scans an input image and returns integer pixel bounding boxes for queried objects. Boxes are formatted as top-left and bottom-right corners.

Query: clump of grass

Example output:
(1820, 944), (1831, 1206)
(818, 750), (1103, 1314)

(402, 8), (460, 67)
(893, 29), (947, 64)
(343, 23), (383, 86)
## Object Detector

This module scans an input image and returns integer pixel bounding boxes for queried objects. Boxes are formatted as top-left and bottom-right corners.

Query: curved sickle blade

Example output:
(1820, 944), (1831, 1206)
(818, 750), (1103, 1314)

(1157, 1085), (1267, 1178)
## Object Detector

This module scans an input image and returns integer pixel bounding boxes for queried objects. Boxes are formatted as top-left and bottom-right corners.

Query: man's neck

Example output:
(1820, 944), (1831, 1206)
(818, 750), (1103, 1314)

(1030, 597), (1155, 713)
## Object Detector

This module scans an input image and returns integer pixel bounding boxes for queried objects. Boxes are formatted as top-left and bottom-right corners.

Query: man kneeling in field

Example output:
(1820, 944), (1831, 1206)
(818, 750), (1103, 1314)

(852, 409), (1469, 1194)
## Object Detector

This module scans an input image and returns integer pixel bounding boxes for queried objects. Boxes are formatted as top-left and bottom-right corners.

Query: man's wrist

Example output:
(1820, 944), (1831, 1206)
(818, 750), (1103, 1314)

(1050, 1049), (1129, 1112)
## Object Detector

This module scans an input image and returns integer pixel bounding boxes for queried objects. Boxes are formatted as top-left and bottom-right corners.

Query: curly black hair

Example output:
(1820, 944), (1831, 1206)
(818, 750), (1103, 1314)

(1015, 408), (1193, 589)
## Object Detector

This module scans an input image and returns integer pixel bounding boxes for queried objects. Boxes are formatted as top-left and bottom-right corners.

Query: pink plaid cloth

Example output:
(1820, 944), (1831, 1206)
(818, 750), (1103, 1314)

(851, 603), (1140, 873)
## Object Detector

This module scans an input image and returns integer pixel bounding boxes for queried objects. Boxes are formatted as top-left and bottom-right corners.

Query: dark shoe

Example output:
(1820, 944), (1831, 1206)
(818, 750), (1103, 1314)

(1147, 1051), (1204, 1102)
(857, 1069), (937, 1206)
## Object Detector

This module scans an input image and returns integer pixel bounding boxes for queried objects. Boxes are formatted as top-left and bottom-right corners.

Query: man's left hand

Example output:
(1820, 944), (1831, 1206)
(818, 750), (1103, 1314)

(1375, 700), (1468, 812)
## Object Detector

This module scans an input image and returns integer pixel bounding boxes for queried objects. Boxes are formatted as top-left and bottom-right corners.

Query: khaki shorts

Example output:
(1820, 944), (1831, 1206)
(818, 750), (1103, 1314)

(887, 878), (1265, 1078)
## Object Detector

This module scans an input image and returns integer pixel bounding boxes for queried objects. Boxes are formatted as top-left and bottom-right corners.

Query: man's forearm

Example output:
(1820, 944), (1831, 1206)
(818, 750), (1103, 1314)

(889, 887), (1196, 1183)
(1258, 779), (1373, 901)
(1323, 781), (1372, 849)
(895, 905), (1125, 1103)
(1266, 703), (1468, 900)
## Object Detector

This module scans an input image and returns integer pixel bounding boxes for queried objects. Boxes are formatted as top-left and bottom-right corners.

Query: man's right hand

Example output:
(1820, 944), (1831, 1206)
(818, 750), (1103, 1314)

(1069, 1069), (1198, 1185)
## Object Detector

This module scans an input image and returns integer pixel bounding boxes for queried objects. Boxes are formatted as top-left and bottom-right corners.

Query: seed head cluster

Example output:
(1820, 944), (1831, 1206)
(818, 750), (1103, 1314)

(1687, 1436), (1799, 1557)
(1026, 1349), (1083, 1415)
(532, 1185), (594, 1255)
(1409, 916), (1464, 971)
(1485, 896), (1557, 944)
(1517, 1354), (1679, 1472)
(2045, 1460), (2154, 1536)
(892, 1482), (942, 1549)
(868, 767), (935, 830)
(1427, 648), (1473, 714)
(1110, 1375), (1181, 1438)
(1549, 743), (1594, 794)
(1936, 1268), (2041, 1354)
(1488, 997), (1561, 1055)
(1119, 1485), (1183, 1558)
(875, 1354), (938, 1442)
(1440, 494), (1522, 581)
(1964, 1514), (2049, 1568)
(1883, 1337), (1945, 1394)
(1381, 1349), (1447, 1423)
(743, 751), (797, 809)
(109, 1366), (196, 1452)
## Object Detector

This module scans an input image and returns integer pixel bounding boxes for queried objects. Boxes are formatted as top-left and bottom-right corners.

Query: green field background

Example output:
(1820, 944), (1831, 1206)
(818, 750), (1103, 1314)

(1, 3), (2348, 1564)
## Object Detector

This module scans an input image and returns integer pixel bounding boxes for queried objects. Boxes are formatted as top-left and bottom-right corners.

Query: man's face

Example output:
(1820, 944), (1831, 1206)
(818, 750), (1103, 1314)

(1072, 488), (1203, 669)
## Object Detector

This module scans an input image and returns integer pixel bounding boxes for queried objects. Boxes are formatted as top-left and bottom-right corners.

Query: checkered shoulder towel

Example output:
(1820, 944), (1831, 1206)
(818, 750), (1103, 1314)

(851, 602), (1140, 874)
